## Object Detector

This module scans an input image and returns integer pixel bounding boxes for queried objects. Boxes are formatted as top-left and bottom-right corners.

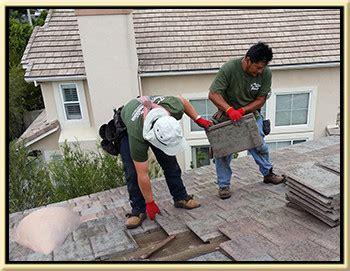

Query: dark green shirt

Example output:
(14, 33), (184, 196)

(209, 57), (272, 110)
(121, 96), (184, 162)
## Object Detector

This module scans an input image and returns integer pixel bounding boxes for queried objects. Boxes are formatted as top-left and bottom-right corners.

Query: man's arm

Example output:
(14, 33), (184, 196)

(177, 96), (199, 120)
(209, 91), (266, 114)
(133, 160), (153, 203)
(178, 96), (212, 129)
(208, 91), (231, 112)
(133, 160), (160, 219)
(241, 96), (266, 114)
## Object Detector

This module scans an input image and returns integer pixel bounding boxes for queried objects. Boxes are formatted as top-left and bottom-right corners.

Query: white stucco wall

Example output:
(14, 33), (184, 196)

(76, 11), (140, 133)
(40, 82), (59, 122)
(141, 66), (340, 169)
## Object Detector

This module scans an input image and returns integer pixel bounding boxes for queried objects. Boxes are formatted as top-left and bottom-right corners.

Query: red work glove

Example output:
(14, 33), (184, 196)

(146, 200), (160, 220)
(226, 107), (245, 122)
(195, 117), (213, 130)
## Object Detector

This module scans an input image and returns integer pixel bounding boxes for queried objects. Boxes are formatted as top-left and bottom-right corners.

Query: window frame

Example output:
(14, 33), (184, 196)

(59, 83), (83, 121)
(184, 138), (212, 170)
(182, 93), (217, 139)
(267, 87), (317, 134)
(53, 81), (91, 129)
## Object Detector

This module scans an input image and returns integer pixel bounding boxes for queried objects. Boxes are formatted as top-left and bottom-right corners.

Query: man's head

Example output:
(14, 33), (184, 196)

(242, 42), (273, 77)
(143, 108), (187, 156)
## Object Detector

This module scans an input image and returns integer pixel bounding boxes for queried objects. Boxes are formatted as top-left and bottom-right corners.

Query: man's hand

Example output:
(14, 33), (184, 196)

(146, 201), (161, 220)
(195, 117), (213, 130)
(226, 107), (245, 122)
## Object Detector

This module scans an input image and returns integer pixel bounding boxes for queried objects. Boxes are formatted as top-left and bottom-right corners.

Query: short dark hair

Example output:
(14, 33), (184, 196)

(246, 42), (273, 64)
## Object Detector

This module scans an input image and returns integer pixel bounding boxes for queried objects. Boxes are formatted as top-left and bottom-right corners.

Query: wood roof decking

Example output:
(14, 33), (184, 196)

(21, 8), (340, 80)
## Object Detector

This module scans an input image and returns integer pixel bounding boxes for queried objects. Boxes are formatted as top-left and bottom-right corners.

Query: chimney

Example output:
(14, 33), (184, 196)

(75, 9), (140, 129)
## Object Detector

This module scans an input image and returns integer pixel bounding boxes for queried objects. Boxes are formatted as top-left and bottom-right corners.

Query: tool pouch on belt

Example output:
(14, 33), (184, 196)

(262, 119), (271, 135)
(99, 106), (127, 156)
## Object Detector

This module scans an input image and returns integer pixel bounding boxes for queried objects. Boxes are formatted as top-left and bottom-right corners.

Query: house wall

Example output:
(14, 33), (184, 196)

(141, 66), (340, 169)
(40, 82), (59, 122)
(35, 79), (98, 153)
(30, 129), (60, 151)
(76, 9), (140, 132)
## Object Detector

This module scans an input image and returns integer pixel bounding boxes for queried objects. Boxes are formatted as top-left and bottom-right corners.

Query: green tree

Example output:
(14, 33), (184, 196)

(8, 10), (46, 140)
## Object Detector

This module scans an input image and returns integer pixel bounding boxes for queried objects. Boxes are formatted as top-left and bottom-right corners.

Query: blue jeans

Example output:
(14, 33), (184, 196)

(119, 133), (188, 215)
(215, 115), (272, 188)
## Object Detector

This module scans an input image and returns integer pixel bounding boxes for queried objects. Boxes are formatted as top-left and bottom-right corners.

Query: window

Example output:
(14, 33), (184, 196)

(275, 93), (309, 126)
(191, 146), (211, 168)
(61, 84), (82, 120)
(267, 139), (307, 151)
(189, 99), (217, 131)
(260, 103), (266, 119)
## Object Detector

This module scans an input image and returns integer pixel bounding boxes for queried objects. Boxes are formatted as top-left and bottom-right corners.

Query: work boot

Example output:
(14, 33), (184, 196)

(125, 212), (146, 229)
(263, 168), (285, 185)
(174, 195), (201, 209)
(218, 186), (231, 199)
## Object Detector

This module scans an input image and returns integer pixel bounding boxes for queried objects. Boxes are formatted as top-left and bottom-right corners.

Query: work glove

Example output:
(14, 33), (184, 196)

(146, 200), (161, 220)
(195, 117), (213, 130)
(226, 107), (245, 125)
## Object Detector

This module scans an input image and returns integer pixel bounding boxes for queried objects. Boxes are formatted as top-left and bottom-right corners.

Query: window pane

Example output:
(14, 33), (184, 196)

(276, 141), (291, 148)
(266, 142), (277, 151)
(190, 120), (201, 131)
(293, 139), (306, 144)
(291, 109), (308, 125)
(292, 93), (309, 110)
(260, 103), (266, 119)
(191, 100), (206, 115)
(192, 146), (210, 168)
(65, 104), (82, 119)
(207, 100), (217, 116)
(190, 99), (217, 131)
(276, 95), (292, 111)
(275, 111), (290, 126)
(62, 85), (78, 102)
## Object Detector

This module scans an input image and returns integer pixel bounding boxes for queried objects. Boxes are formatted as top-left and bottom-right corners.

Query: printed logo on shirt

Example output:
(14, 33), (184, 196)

(250, 83), (261, 92)
(131, 96), (166, 121)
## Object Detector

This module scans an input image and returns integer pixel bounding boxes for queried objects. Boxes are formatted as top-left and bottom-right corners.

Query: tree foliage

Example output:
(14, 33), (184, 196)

(8, 9), (46, 140)
(9, 141), (126, 213)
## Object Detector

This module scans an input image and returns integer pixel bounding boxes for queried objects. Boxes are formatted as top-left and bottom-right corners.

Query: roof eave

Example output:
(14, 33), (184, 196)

(25, 75), (87, 83)
(139, 61), (340, 77)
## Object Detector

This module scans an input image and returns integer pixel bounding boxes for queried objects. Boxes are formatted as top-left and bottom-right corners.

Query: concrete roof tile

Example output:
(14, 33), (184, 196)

(22, 8), (340, 78)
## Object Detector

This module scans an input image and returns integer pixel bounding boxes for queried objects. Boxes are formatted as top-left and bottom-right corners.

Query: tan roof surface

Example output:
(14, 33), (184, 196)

(22, 8), (340, 79)
(133, 8), (340, 73)
(9, 136), (341, 261)
(21, 9), (85, 80)
(17, 110), (60, 145)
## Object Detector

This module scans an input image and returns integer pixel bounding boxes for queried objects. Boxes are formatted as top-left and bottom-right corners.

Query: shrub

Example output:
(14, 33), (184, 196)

(48, 142), (125, 202)
(9, 141), (126, 212)
(9, 141), (54, 213)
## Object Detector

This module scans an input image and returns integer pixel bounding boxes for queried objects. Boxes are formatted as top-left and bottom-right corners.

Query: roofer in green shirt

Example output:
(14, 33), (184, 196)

(120, 95), (212, 229)
(209, 42), (285, 200)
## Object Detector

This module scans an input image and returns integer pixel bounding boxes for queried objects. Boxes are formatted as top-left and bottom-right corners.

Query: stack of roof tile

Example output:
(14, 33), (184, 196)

(285, 155), (340, 227)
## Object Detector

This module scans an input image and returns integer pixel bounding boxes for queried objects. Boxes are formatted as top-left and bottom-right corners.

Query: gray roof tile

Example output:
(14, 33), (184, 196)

(22, 8), (340, 79)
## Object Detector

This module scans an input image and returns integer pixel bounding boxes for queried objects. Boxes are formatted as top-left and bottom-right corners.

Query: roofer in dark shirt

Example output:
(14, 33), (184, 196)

(208, 42), (285, 200)
(120, 95), (212, 229)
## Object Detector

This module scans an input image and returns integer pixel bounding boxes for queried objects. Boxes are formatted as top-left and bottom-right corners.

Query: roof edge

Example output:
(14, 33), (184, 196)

(24, 125), (60, 147)
(139, 62), (340, 77)
(25, 75), (87, 83)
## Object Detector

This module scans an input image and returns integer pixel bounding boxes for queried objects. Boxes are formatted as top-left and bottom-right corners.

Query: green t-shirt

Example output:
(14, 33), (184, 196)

(209, 57), (272, 110)
(121, 96), (184, 162)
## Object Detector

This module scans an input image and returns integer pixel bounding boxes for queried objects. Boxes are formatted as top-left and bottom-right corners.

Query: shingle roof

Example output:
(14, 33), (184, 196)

(133, 8), (340, 73)
(22, 8), (340, 79)
(9, 136), (341, 261)
(21, 9), (85, 80)
(17, 110), (60, 146)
